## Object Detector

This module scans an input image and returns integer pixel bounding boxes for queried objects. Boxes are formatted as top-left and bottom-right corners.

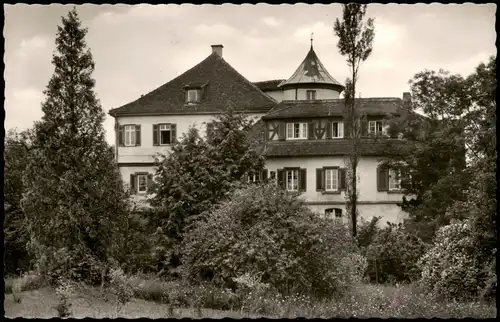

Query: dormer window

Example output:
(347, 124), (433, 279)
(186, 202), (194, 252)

(187, 89), (200, 103)
(306, 90), (317, 100)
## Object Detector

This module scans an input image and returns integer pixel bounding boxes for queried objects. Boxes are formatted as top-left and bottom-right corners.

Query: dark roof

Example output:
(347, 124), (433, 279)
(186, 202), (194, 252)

(109, 53), (277, 116)
(263, 139), (407, 157)
(279, 46), (344, 89)
(262, 98), (409, 120)
(253, 79), (286, 92)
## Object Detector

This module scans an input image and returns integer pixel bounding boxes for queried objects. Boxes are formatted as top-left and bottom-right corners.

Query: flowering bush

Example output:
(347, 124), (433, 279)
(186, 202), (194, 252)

(365, 223), (426, 283)
(181, 183), (358, 298)
(55, 277), (74, 317)
(417, 220), (486, 300)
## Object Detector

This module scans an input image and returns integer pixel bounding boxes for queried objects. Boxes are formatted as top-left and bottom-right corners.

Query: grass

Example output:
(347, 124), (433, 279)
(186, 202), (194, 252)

(4, 274), (496, 319)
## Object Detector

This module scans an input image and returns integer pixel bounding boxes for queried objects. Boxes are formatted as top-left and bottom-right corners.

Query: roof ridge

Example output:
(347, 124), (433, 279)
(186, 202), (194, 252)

(213, 54), (277, 105)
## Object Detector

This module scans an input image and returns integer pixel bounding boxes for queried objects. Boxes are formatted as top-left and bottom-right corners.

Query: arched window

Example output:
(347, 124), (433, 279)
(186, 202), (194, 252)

(325, 208), (343, 225)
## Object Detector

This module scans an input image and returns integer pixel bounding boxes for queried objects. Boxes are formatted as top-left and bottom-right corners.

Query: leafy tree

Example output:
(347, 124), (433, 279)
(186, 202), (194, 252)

(149, 107), (265, 272)
(20, 8), (130, 284)
(381, 56), (495, 243)
(180, 183), (361, 298)
(4, 128), (34, 275)
(334, 3), (375, 237)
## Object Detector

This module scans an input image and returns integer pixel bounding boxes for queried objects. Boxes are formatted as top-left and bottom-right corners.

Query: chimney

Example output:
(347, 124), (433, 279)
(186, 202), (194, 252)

(211, 44), (223, 57)
(402, 92), (411, 109)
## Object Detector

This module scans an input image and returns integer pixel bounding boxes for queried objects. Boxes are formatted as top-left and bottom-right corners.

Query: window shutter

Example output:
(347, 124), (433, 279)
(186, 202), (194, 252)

(118, 125), (124, 146)
(170, 124), (177, 143)
(377, 165), (389, 191)
(262, 169), (268, 181)
(130, 174), (137, 194)
(277, 169), (285, 189)
(316, 168), (324, 191)
(147, 173), (153, 190)
(361, 119), (369, 137)
(344, 120), (351, 138)
(299, 168), (307, 192)
(207, 122), (215, 138)
(308, 122), (315, 139)
(326, 122), (332, 139)
(338, 122), (344, 138)
(153, 124), (159, 146)
(339, 168), (347, 190)
(135, 125), (141, 146)
(278, 122), (286, 140)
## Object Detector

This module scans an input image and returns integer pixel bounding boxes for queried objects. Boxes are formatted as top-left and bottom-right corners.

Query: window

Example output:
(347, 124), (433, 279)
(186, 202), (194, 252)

(124, 125), (136, 146)
(248, 172), (261, 183)
(325, 208), (343, 225)
(325, 168), (339, 191)
(306, 90), (317, 100)
(270, 171), (276, 181)
(389, 168), (401, 191)
(286, 169), (299, 191)
(332, 122), (344, 139)
(286, 123), (308, 140)
(368, 121), (389, 136)
(187, 89), (199, 103)
(160, 124), (173, 145)
(137, 174), (148, 193)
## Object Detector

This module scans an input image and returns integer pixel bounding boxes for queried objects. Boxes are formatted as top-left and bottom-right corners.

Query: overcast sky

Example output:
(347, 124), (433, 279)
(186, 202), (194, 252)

(4, 3), (496, 145)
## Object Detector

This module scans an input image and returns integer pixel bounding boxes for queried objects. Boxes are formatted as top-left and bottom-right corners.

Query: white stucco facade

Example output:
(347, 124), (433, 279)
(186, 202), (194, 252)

(116, 113), (265, 163)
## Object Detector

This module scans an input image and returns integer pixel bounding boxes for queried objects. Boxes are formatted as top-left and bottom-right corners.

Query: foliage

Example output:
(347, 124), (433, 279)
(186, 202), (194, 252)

(365, 223), (427, 284)
(381, 57), (495, 243)
(55, 277), (74, 317)
(180, 182), (359, 298)
(334, 3), (375, 236)
(417, 220), (490, 300)
(356, 216), (381, 252)
(149, 107), (265, 272)
(4, 129), (34, 275)
(109, 268), (135, 317)
(20, 8), (130, 285)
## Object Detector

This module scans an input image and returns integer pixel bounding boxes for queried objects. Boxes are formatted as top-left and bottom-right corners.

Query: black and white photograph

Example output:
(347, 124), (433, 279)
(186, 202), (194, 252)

(3, 3), (496, 318)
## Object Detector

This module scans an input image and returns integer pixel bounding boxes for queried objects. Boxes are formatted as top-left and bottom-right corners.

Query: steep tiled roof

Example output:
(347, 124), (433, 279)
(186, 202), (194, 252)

(109, 53), (276, 116)
(279, 46), (344, 89)
(264, 139), (407, 157)
(253, 79), (286, 92)
(262, 98), (409, 120)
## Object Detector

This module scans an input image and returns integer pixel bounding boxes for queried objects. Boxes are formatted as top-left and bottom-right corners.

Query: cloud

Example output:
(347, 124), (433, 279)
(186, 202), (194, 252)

(4, 87), (45, 131)
(262, 16), (282, 27)
(374, 18), (405, 46)
(193, 23), (239, 38)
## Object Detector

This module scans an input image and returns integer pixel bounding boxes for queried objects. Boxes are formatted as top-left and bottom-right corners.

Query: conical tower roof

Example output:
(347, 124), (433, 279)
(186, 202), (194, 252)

(279, 45), (343, 89)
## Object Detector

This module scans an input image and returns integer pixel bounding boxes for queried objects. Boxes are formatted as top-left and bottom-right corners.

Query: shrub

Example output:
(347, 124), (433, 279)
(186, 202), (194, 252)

(417, 220), (491, 300)
(365, 223), (426, 283)
(55, 277), (74, 317)
(181, 183), (358, 298)
(12, 279), (23, 303)
(109, 268), (135, 317)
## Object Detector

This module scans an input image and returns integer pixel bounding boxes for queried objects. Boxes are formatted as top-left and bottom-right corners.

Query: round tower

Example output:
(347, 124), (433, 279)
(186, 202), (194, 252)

(278, 41), (344, 101)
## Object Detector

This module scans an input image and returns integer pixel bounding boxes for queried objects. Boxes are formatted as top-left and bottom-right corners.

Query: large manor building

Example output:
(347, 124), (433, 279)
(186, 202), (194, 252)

(109, 43), (413, 225)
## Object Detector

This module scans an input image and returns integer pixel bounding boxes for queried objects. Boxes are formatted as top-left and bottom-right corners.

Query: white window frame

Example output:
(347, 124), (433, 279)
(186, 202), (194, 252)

(137, 174), (148, 193)
(325, 168), (339, 191)
(332, 122), (344, 139)
(248, 172), (261, 183)
(187, 89), (199, 103)
(306, 90), (317, 100)
(124, 125), (136, 146)
(159, 124), (172, 145)
(368, 120), (387, 136)
(389, 168), (401, 191)
(286, 123), (308, 140)
(286, 169), (299, 192)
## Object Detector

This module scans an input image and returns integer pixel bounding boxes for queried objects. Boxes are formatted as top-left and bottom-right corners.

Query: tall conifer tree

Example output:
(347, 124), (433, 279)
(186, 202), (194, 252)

(21, 8), (129, 283)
